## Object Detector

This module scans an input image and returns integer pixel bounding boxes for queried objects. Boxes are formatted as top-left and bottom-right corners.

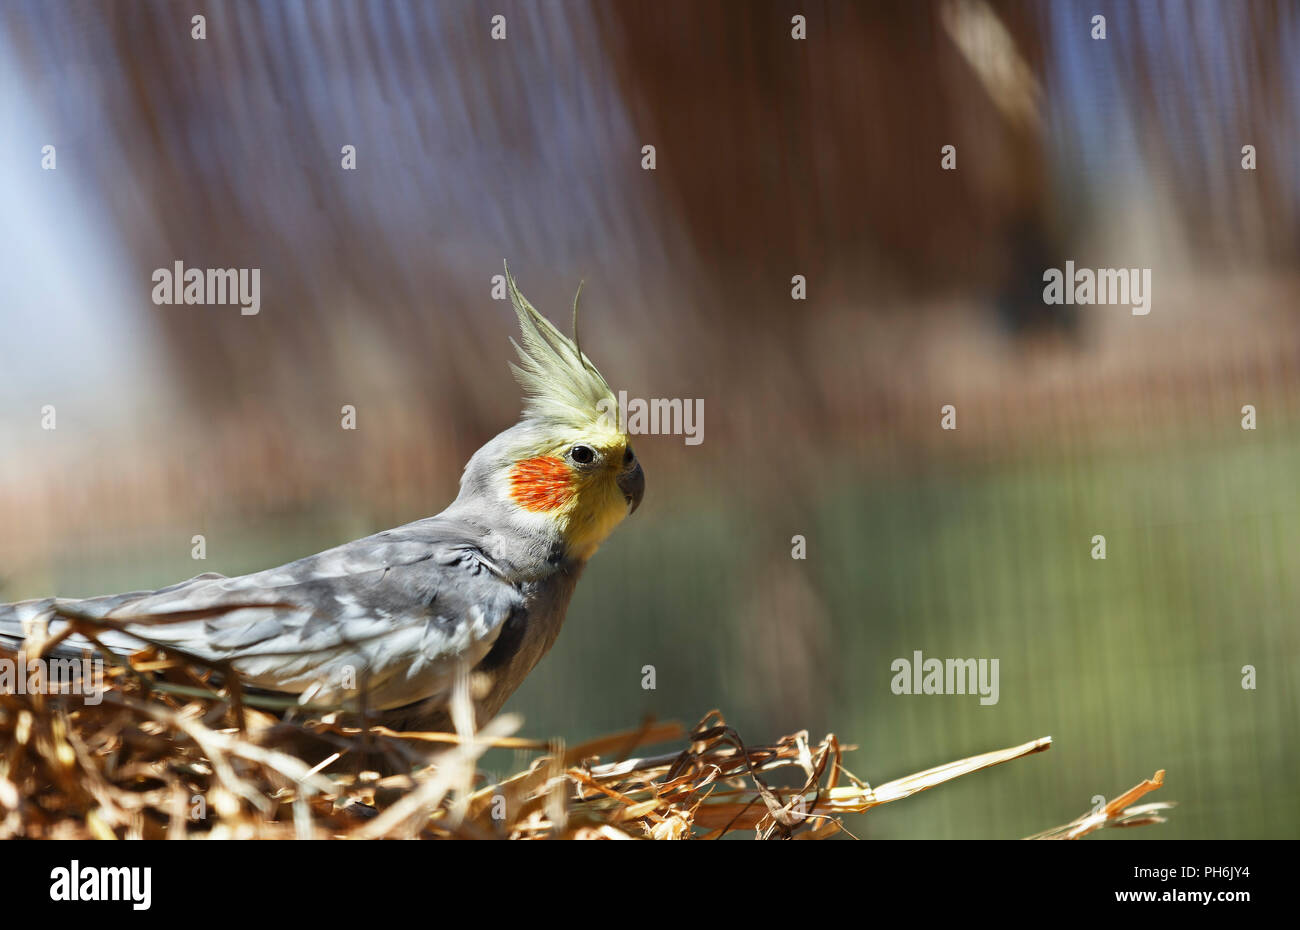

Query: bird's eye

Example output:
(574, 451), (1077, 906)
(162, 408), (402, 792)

(570, 444), (596, 465)
(623, 446), (635, 466)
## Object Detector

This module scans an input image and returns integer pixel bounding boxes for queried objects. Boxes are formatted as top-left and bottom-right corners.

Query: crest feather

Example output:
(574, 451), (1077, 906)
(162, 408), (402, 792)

(503, 263), (619, 431)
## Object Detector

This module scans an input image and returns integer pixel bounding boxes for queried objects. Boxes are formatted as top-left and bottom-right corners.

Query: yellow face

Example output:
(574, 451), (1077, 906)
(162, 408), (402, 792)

(507, 434), (643, 561)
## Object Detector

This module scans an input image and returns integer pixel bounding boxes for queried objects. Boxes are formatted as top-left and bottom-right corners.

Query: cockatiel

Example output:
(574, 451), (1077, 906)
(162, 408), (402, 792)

(0, 267), (644, 733)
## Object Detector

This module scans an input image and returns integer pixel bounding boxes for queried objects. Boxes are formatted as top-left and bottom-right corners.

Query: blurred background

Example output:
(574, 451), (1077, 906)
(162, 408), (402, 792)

(1, 0), (1297, 838)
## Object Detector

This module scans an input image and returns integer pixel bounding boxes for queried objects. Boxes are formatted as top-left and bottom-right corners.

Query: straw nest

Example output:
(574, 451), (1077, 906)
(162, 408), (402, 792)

(0, 638), (1173, 839)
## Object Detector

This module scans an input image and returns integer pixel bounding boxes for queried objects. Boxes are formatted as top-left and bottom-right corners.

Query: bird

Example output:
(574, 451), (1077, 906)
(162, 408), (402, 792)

(0, 266), (644, 737)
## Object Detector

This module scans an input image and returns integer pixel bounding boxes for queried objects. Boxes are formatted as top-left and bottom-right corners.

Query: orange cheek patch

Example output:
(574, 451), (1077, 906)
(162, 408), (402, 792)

(509, 456), (576, 512)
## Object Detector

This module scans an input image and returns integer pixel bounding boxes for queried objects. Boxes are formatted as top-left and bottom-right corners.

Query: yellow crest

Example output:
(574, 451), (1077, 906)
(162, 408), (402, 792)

(504, 263), (622, 443)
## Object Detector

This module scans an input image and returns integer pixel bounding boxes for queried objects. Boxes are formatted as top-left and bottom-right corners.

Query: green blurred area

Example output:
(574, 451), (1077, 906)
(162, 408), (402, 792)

(576, 431), (1298, 839)
(22, 427), (1297, 839)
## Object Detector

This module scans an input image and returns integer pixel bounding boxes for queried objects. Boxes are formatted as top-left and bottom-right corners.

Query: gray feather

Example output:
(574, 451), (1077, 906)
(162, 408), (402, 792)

(0, 516), (526, 712)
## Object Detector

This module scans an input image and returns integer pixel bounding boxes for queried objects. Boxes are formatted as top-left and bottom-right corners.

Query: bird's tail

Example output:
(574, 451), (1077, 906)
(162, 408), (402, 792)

(0, 592), (155, 659)
(0, 597), (58, 650)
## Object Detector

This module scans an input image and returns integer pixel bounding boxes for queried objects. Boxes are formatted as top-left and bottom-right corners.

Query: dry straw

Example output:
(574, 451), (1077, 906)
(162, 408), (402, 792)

(0, 634), (1173, 839)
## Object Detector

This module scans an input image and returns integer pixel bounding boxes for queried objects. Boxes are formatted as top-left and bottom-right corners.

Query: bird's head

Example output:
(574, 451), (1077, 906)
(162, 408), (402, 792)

(458, 266), (644, 564)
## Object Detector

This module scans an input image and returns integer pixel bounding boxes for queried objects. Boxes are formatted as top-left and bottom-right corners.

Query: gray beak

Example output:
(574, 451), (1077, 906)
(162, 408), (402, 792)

(617, 461), (645, 515)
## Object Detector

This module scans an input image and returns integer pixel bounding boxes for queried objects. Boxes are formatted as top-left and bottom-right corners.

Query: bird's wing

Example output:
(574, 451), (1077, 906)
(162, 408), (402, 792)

(44, 520), (525, 710)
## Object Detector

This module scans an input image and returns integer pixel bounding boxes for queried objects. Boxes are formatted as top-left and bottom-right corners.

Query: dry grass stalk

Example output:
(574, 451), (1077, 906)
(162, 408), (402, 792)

(1025, 769), (1175, 839)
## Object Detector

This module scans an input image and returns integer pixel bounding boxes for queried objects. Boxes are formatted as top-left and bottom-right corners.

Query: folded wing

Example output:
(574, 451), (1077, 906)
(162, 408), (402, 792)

(0, 519), (524, 711)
